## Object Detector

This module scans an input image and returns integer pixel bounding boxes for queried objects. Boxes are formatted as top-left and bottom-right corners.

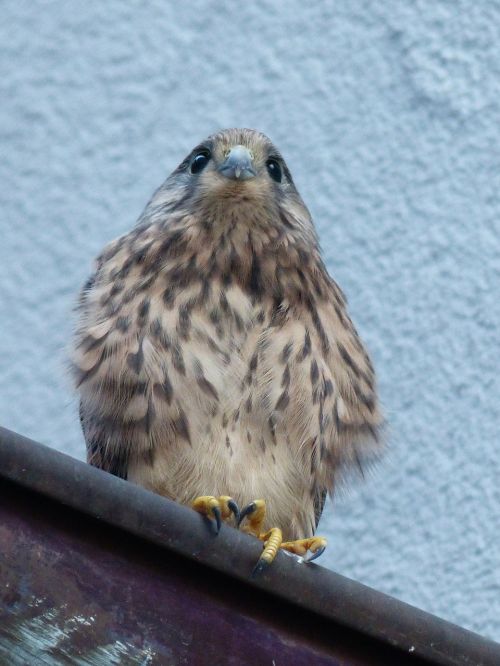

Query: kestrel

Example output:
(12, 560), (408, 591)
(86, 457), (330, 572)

(72, 129), (382, 573)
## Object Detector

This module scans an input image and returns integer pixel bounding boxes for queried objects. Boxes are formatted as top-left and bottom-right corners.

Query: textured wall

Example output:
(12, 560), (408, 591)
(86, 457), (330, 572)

(1, 1), (499, 640)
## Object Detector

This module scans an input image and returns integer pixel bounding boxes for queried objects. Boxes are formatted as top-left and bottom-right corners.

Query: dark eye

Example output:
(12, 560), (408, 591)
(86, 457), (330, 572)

(191, 150), (211, 174)
(266, 158), (282, 183)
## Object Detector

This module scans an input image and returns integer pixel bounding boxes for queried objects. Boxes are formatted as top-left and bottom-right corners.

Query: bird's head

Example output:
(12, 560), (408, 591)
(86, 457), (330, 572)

(153, 129), (314, 238)
(140, 128), (319, 249)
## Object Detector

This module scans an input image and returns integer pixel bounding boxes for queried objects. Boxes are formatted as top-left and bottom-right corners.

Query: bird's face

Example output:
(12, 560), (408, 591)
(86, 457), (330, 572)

(151, 128), (315, 242)
(171, 128), (299, 209)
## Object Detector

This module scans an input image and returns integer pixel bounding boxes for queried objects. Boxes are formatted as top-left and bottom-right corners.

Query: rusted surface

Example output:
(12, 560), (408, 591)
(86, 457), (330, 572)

(1, 426), (500, 665)
(1, 483), (409, 665)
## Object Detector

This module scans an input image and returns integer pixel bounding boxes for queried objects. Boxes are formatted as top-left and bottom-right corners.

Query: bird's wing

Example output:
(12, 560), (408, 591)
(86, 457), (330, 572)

(79, 400), (130, 478)
(312, 278), (382, 489)
(314, 488), (328, 530)
(253, 277), (381, 513)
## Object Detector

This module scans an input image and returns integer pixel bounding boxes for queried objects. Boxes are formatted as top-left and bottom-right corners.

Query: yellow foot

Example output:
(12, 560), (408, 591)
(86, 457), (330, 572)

(252, 527), (283, 576)
(238, 499), (327, 576)
(238, 499), (267, 537)
(191, 495), (240, 533)
(281, 536), (328, 562)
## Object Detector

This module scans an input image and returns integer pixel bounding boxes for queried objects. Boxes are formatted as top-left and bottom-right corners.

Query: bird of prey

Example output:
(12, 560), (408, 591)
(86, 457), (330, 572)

(72, 128), (382, 573)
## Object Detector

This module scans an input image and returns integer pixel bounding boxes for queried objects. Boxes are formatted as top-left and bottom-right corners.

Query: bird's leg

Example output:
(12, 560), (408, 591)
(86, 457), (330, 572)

(238, 499), (327, 575)
(192, 495), (240, 533)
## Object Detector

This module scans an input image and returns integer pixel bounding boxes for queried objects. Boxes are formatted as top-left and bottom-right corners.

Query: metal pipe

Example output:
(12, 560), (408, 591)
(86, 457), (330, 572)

(0, 425), (499, 665)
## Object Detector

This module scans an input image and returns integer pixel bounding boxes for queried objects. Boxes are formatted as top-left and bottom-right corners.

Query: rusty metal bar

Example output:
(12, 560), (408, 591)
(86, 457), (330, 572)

(0, 425), (499, 665)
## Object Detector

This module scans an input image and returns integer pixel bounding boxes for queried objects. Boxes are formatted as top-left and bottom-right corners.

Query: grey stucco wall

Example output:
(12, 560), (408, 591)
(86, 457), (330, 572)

(1, 1), (499, 640)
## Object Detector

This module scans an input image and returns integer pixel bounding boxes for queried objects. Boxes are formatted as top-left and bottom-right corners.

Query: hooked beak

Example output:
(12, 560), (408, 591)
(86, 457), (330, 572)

(218, 145), (257, 181)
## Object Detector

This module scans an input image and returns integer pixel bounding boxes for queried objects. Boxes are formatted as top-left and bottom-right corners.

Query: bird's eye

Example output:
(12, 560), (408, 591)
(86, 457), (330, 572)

(191, 150), (211, 174)
(266, 158), (282, 183)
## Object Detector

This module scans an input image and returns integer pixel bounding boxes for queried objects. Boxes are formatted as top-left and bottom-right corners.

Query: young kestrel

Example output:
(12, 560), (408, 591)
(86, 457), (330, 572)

(72, 129), (382, 572)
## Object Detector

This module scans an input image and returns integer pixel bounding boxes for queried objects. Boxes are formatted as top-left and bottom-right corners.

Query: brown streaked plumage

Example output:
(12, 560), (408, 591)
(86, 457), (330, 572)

(72, 128), (382, 541)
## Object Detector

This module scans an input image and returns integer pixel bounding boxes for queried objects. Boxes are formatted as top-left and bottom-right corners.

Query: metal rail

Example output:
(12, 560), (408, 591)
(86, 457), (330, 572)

(0, 425), (499, 665)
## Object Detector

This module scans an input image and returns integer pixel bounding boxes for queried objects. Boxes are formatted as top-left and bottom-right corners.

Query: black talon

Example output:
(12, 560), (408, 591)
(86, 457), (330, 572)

(251, 558), (269, 577)
(227, 499), (240, 524)
(306, 545), (326, 563)
(212, 506), (222, 534)
(238, 501), (257, 527)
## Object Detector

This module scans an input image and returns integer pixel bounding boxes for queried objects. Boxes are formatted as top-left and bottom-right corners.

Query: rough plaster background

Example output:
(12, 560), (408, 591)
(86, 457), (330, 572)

(1, 1), (499, 640)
